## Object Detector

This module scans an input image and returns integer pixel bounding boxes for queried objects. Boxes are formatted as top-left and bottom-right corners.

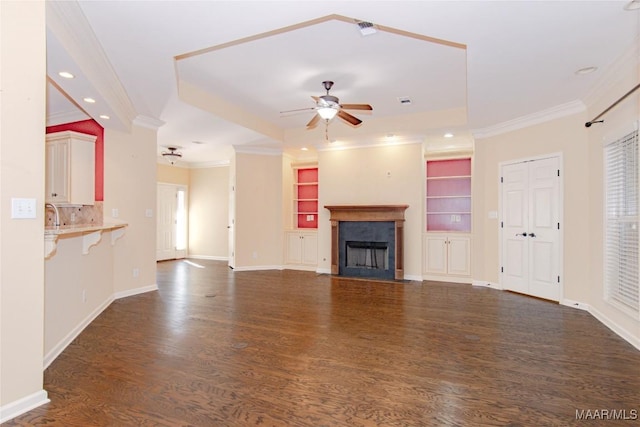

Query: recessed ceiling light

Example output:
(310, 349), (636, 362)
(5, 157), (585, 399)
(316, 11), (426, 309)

(99, 114), (110, 120)
(444, 133), (454, 138)
(83, 97), (96, 103)
(58, 71), (74, 79)
(301, 147), (308, 151)
(575, 66), (598, 75)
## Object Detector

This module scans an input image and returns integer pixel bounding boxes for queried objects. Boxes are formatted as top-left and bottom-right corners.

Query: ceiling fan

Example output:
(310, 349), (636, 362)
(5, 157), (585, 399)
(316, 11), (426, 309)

(282, 81), (373, 129)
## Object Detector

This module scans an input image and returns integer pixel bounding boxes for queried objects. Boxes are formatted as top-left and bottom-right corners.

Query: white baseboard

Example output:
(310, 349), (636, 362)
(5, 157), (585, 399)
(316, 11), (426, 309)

(423, 274), (473, 284)
(114, 284), (158, 300)
(588, 305), (640, 351)
(187, 254), (228, 261)
(0, 390), (49, 424)
(472, 280), (503, 290)
(283, 264), (318, 272)
(44, 295), (114, 369)
(44, 284), (158, 370)
(316, 267), (332, 275)
(561, 298), (590, 311)
(232, 265), (283, 272)
(404, 274), (423, 282)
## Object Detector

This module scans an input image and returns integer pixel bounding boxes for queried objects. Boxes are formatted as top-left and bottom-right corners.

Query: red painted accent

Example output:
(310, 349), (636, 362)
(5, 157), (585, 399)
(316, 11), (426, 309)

(426, 158), (471, 177)
(46, 120), (104, 201)
(296, 167), (319, 229)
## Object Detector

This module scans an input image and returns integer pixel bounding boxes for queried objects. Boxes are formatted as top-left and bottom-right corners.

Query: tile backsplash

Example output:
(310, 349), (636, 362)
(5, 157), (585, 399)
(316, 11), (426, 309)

(45, 202), (103, 227)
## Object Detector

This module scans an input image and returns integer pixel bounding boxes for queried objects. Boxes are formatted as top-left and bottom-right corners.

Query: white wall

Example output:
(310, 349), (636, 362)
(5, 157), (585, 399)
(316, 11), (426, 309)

(0, 0), (49, 419)
(317, 142), (424, 279)
(188, 166), (229, 259)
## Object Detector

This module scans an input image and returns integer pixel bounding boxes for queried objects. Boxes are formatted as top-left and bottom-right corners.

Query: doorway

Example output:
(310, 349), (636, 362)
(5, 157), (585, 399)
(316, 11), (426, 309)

(500, 155), (562, 301)
(157, 183), (187, 261)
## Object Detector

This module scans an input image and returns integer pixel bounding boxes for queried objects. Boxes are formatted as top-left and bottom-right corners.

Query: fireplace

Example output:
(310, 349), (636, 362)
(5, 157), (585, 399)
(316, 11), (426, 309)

(325, 205), (409, 280)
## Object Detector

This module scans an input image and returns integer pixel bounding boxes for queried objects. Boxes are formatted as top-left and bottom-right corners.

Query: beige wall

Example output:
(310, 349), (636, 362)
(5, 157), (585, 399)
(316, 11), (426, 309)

(157, 163), (189, 185)
(44, 233), (115, 366)
(472, 114), (590, 301)
(188, 166), (229, 259)
(103, 125), (158, 293)
(584, 62), (640, 346)
(317, 143), (424, 278)
(233, 152), (283, 268)
(0, 0), (48, 414)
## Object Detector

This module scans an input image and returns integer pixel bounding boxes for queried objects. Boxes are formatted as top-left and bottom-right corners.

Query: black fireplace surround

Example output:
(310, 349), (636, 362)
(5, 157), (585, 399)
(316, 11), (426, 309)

(339, 221), (395, 280)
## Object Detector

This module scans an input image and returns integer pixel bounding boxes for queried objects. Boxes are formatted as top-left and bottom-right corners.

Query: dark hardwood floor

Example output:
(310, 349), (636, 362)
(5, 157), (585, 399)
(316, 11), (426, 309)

(6, 259), (640, 426)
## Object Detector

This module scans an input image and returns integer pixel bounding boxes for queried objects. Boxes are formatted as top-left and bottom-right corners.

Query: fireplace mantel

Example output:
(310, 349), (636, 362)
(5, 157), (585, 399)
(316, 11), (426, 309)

(325, 205), (409, 280)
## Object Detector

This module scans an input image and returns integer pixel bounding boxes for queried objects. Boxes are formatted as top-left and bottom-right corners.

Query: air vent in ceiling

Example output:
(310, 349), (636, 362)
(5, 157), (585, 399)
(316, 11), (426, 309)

(398, 97), (412, 105)
(357, 21), (377, 36)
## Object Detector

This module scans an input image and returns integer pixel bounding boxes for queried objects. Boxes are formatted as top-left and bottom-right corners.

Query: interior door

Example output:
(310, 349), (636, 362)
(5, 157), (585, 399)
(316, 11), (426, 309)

(228, 179), (235, 269)
(157, 183), (176, 261)
(501, 156), (561, 301)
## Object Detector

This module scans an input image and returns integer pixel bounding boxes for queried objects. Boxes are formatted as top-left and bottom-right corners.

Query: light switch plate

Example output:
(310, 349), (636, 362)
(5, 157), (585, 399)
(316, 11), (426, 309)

(11, 198), (37, 219)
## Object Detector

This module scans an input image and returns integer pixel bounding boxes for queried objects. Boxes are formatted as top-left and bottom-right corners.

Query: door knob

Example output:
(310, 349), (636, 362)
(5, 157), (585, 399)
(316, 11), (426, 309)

(516, 232), (527, 237)
(528, 233), (536, 237)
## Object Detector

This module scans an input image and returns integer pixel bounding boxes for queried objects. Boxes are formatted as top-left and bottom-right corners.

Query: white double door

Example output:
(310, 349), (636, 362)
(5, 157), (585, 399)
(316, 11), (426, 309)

(501, 156), (561, 301)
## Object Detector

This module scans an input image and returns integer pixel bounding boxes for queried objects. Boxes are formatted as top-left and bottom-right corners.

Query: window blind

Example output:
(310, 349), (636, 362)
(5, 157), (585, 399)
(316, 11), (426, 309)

(604, 129), (640, 316)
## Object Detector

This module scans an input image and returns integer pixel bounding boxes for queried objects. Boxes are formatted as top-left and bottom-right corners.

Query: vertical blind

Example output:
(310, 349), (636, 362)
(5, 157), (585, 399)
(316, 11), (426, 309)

(604, 129), (640, 316)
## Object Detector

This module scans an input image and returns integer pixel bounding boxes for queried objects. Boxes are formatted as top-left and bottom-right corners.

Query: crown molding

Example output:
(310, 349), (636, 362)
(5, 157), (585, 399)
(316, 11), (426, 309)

(46, 110), (90, 127)
(472, 100), (586, 140)
(233, 146), (283, 156)
(315, 137), (423, 152)
(188, 160), (231, 169)
(46, 1), (138, 130)
(583, 35), (640, 109)
(133, 115), (165, 130)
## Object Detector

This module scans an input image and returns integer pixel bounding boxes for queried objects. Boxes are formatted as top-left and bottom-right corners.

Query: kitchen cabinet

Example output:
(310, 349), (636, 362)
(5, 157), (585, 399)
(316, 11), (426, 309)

(46, 131), (96, 205)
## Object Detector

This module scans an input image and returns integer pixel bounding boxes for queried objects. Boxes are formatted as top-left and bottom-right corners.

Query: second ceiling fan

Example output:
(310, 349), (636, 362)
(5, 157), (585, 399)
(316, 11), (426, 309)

(285, 81), (373, 129)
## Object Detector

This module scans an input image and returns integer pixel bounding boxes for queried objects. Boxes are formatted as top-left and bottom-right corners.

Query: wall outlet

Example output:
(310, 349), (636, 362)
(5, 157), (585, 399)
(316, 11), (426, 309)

(306, 214), (314, 221)
(82, 290), (87, 303)
(112, 208), (119, 218)
(70, 212), (76, 222)
(252, 251), (258, 259)
(145, 208), (153, 218)
(132, 268), (139, 278)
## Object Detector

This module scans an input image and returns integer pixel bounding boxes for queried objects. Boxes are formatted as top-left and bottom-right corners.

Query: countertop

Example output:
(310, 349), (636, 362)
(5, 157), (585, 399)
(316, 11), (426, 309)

(45, 223), (127, 236)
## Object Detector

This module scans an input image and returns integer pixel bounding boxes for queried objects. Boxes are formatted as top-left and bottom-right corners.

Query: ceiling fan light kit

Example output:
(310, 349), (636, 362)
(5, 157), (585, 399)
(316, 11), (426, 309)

(282, 81), (373, 130)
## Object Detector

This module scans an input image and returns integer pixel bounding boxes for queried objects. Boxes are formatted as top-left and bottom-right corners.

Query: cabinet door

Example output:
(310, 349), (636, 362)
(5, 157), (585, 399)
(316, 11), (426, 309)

(447, 236), (470, 276)
(286, 232), (303, 264)
(301, 232), (318, 265)
(46, 141), (69, 203)
(425, 235), (448, 275)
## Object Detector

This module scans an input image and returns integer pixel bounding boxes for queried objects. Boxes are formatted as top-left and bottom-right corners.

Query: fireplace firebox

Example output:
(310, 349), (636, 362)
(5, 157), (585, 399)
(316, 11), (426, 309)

(325, 205), (409, 280)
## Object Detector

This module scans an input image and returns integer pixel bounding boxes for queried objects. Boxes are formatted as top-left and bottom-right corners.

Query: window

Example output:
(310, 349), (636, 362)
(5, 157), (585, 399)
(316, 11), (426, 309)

(604, 129), (640, 317)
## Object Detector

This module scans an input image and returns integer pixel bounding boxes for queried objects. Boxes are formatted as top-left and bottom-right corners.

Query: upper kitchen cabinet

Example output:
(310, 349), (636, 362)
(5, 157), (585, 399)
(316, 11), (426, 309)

(46, 131), (96, 205)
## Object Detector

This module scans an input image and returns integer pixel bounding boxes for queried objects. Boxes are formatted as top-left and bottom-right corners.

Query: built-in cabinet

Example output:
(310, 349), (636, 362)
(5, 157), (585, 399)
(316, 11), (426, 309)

(424, 234), (471, 280)
(45, 131), (96, 205)
(424, 157), (472, 282)
(294, 166), (318, 229)
(285, 231), (318, 267)
(285, 164), (318, 270)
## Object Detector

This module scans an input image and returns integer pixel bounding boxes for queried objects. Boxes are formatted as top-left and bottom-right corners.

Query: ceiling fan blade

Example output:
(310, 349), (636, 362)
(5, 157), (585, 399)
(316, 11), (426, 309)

(338, 110), (362, 126)
(340, 103), (373, 111)
(280, 107), (316, 115)
(306, 114), (321, 129)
